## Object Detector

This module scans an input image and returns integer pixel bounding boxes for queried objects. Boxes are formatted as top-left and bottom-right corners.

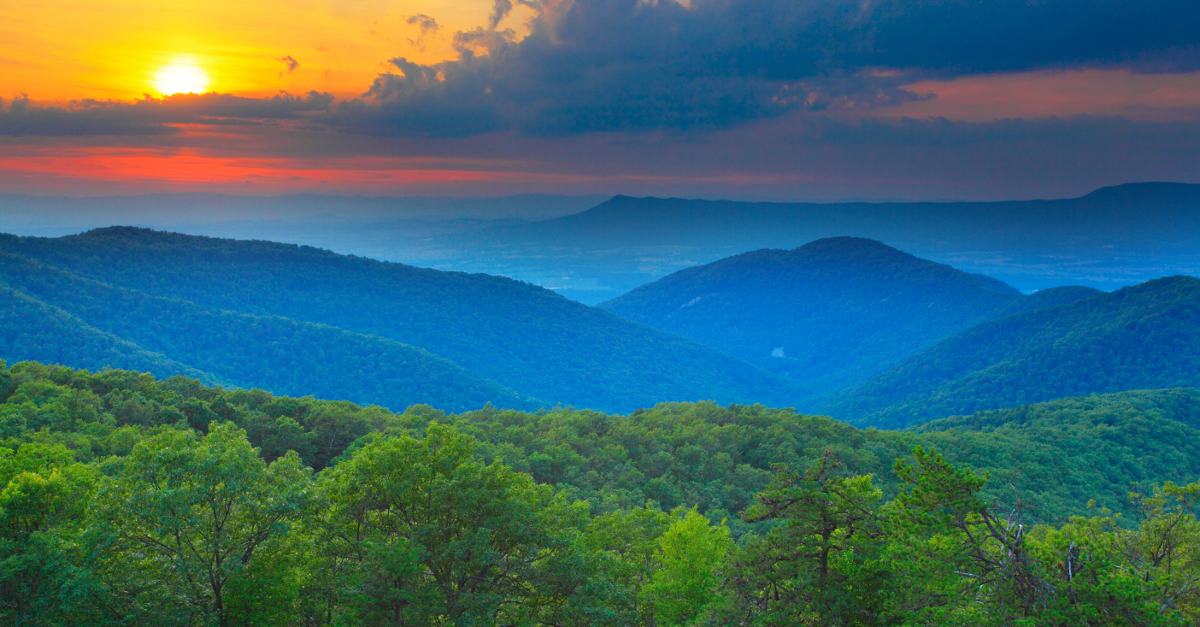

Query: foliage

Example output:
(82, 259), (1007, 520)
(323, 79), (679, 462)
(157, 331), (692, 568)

(2, 360), (1200, 625)
(7, 361), (1200, 525)
(90, 422), (313, 626)
(315, 423), (610, 626)
(641, 508), (732, 626)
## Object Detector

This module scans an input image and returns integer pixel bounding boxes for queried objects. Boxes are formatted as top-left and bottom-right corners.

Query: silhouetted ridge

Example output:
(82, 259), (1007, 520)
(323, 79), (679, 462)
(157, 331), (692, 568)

(1079, 182), (1200, 203)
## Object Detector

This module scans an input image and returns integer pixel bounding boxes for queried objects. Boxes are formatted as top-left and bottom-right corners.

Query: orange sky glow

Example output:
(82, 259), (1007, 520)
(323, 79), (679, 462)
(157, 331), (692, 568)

(1, 0), (520, 101)
(3, 0), (1199, 199)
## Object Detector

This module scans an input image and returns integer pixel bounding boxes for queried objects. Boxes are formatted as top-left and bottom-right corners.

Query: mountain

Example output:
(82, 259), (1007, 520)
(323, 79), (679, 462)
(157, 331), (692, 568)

(424, 182), (1200, 303)
(0, 228), (791, 413)
(0, 285), (219, 385)
(827, 275), (1200, 427)
(0, 251), (536, 412)
(599, 238), (1100, 398)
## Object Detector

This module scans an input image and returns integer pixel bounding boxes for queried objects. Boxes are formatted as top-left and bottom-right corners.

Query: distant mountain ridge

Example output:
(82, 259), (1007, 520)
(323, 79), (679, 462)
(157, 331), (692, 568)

(600, 237), (1101, 400)
(441, 182), (1200, 302)
(0, 227), (791, 413)
(827, 275), (1200, 427)
(480, 182), (1200, 248)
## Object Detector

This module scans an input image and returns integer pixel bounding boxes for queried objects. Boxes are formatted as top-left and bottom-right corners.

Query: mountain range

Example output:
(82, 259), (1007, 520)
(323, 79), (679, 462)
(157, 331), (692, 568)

(6, 183), (1200, 305)
(422, 182), (1200, 302)
(0, 227), (788, 413)
(2, 221), (1199, 426)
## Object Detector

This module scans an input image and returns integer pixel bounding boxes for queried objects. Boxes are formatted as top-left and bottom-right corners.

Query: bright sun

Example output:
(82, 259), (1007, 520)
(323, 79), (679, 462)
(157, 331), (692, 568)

(154, 60), (210, 95)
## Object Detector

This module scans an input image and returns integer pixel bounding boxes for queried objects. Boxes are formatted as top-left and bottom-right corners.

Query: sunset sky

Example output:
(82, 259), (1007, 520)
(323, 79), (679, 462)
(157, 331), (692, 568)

(3, 0), (1199, 200)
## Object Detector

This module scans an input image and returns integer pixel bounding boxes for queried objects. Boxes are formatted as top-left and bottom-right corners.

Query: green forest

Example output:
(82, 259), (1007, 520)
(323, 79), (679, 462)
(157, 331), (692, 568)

(5, 360), (1200, 626)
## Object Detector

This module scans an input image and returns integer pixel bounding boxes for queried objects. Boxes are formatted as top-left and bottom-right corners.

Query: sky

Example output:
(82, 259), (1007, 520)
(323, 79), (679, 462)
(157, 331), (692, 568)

(3, 0), (1200, 201)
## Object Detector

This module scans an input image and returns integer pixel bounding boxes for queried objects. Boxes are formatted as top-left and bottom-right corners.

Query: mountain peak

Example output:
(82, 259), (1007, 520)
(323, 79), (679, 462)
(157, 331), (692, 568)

(600, 239), (1034, 398)
(1079, 182), (1200, 203)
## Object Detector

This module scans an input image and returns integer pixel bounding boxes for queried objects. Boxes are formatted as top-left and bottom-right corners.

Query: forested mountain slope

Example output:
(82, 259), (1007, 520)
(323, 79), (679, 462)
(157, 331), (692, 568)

(915, 388), (1200, 520)
(9, 361), (1200, 527)
(0, 228), (790, 412)
(0, 286), (219, 384)
(10, 362), (1200, 625)
(0, 252), (536, 412)
(600, 238), (1099, 397)
(828, 275), (1200, 427)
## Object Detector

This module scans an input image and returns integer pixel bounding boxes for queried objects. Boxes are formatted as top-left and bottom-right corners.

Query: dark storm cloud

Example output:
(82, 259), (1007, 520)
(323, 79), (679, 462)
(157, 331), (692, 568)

(8, 0), (1199, 139)
(332, 0), (1200, 137)
(0, 92), (333, 137)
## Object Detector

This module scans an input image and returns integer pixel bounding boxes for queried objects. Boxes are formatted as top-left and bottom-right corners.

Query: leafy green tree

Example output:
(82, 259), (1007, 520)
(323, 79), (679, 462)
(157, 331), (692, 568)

(317, 424), (611, 626)
(641, 508), (732, 626)
(723, 453), (892, 626)
(579, 507), (674, 625)
(0, 443), (103, 626)
(91, 422), (313, 626)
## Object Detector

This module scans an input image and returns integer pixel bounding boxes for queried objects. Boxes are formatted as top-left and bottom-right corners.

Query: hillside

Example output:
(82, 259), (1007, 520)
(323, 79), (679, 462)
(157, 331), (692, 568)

(600, 238), (1099, 398)
(0, 285), (220, 385)
(0, 252), (537, 412)
(0, 228), (791, 413)
(9, 361), (1200, 625)
(915, 388), (1200, 520)
(9, 361), (1200, 524)
(827, 275), (1200, 427)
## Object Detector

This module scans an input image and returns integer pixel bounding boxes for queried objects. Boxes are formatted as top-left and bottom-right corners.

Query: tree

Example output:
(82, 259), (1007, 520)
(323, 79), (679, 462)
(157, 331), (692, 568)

(92, 422), (312, 626)
(316, 424), (612, 627)
(723, 452), (892, 626)
(0, 443), (102, 626)
(641, 508), (732, 626)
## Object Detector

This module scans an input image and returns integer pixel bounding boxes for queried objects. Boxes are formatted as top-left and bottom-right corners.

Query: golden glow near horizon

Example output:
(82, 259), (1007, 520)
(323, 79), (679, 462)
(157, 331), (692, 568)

(153, 58), (210, 95)
(0, 0), (514, 102)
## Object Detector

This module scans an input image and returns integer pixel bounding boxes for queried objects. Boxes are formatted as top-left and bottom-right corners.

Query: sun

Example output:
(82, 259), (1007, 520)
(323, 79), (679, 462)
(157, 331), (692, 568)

(154, 60), (210, 95)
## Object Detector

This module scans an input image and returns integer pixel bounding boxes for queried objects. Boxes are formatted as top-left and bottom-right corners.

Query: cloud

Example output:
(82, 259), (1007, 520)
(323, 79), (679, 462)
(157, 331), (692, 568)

(405, 14), (440, 50)
(0, 92), (334, 137)
(332, 0), (1200, 137)
(8, 0), (1199, 141)
(487, 0), (512, 30)
(277, 55), (300, 76)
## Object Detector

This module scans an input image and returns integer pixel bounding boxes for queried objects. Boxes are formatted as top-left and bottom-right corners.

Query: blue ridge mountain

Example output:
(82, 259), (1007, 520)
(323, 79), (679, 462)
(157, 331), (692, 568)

(0, 228), (791, 413)
(599, 237), (1101, 400)
(826, 275), (1200, 428)
(0, 251), (537, 412)
(0, 283), (220, 385)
